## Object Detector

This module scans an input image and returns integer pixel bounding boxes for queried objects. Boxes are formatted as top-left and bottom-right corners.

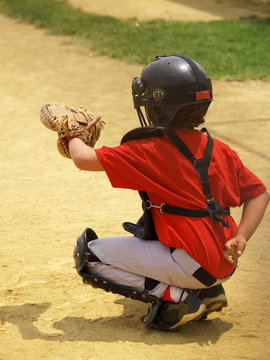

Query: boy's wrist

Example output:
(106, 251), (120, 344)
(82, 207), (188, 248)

(235, 229), (248, 244)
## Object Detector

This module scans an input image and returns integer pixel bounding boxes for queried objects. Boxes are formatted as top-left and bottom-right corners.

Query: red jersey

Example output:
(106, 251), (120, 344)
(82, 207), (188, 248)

(95, 129), (266, 278)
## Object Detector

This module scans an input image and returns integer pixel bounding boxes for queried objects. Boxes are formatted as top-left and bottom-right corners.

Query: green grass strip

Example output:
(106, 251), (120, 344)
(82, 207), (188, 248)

(0, 0), (270, 79)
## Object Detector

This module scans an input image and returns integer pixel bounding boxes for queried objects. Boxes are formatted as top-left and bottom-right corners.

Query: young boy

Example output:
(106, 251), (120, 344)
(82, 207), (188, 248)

(71, 55), (269, 331)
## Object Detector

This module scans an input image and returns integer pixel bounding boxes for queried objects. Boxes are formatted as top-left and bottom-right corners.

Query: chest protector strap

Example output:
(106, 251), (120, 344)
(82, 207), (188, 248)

(121, 126), (229, 241)
(163, 128), (230, 228)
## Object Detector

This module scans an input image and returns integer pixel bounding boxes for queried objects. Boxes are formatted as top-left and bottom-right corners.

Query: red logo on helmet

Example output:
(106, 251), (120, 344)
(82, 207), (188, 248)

(196, 90), (211, 100)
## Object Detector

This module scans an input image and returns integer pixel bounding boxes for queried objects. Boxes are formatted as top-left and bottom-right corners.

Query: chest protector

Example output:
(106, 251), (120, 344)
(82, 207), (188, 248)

(121, 127), (230, 240)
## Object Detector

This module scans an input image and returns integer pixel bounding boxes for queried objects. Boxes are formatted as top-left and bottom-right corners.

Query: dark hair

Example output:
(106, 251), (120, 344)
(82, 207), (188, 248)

(165, 102), (211, 129)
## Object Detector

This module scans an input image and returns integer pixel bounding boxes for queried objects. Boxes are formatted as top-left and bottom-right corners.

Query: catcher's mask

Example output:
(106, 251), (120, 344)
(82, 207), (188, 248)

(132, 55), (213, 127)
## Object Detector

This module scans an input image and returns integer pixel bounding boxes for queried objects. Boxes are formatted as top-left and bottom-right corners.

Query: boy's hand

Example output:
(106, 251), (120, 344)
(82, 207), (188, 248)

(223, 235), (247, 266)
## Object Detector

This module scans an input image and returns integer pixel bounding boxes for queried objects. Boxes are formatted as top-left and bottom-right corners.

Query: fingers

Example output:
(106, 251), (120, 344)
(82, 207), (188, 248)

(224, 254), (236, 266)
(234, 235), (247, 257)
(236, 239), (246, 256)
(223, 239), (238, 265)
(223, 242), (237, 265)
(224, 252), (237, 266)
(224, 241), (232, 252)
(223, 236), (247, 266)
(86, 116), (102, 132)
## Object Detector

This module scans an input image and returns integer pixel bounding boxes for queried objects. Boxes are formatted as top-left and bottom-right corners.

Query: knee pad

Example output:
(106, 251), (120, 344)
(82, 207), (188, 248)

(74, 228), (160, 305)
(73, 227), (98, 273)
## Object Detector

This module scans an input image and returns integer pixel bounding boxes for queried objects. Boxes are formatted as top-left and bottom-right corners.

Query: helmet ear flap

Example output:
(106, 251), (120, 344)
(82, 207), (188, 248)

(145, 101), (165, 124)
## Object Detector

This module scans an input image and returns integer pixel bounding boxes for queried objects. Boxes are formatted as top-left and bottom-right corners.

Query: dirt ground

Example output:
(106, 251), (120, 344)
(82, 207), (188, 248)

(0, 1), (270, 359)
(69, 0), (270, 20)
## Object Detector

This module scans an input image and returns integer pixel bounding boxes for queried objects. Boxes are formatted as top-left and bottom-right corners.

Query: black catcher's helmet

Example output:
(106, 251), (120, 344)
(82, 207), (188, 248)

(132, 55), (213, 127)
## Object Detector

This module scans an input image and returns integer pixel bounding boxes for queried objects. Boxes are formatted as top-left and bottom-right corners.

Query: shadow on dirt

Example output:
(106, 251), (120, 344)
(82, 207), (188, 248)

(0, 298), (233, 345)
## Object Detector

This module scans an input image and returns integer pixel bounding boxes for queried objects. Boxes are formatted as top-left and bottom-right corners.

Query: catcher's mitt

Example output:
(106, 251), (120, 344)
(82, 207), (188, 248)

(40, 104), (105, 158)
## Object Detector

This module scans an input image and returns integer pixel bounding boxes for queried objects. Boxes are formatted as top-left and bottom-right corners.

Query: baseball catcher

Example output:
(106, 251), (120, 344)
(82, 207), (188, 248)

(40, 104), (105, 158)
(41, 56), (269, 331)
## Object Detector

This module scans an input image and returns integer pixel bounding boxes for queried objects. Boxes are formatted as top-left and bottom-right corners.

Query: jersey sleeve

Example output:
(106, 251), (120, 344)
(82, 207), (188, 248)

(95, 140), (155, 190)
(232, 150), (267, 205)
(96, 136), (267, 206)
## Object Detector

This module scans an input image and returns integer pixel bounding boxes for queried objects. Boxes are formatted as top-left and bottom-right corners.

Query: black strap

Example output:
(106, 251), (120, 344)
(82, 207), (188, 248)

(163, 127), (197, 163)
(162, 128), (229, 227)
(144, 277), (160, 291)
(163, 204), (209, 217)
(163, 127), (213, 159)
(201, 127), (213, 159)
(80, 269), (160, 304)
(192, 267), (217, 287)
(121, 126), (165, 145)
(164, 128), (214, 203)
(121, 126), (230, 239)
(177, 56), (208, 92)
(163, 127), (213, 201)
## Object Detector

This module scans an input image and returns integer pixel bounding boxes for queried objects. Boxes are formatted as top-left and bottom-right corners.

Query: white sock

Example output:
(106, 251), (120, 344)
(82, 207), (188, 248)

(170, 286), (187, 303)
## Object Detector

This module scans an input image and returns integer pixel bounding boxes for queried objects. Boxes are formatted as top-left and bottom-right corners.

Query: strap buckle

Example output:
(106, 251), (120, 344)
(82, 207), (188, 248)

(206, 200), (230, 228)
(145, 200), (165, 214)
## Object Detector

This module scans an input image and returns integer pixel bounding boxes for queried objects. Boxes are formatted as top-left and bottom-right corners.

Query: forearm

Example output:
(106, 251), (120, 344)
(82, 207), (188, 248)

(236, 190), (270, 242)
(69, 138), (104, 171)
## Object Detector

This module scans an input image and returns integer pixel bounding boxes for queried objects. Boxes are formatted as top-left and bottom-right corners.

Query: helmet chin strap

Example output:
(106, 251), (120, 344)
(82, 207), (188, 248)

(137, 107), (152, 127)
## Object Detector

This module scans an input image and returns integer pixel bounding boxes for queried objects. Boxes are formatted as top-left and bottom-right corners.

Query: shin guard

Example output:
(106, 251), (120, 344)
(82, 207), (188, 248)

(73, 228), (160, 305)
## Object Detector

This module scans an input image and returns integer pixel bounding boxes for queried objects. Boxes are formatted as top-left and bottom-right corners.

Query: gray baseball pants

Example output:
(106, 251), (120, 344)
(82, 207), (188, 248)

(86, 236), (230, 300)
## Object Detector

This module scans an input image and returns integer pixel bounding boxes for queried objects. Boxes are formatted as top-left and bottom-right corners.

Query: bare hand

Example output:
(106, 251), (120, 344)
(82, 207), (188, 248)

(223, 235), (247, 266)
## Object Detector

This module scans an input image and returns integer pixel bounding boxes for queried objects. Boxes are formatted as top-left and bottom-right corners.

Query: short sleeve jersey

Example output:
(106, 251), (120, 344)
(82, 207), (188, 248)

(95, 129), (266, 278)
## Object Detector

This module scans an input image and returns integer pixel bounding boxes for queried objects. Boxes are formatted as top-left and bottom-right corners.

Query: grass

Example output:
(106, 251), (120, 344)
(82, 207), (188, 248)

(0, 0), (270, 80)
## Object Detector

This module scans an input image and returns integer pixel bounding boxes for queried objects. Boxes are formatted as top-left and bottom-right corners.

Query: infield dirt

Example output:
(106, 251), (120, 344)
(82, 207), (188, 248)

(0, 1), (270, 359)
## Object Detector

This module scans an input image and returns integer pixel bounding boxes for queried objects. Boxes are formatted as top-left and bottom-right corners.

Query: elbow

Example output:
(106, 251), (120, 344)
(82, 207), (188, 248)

(257, 190), (270, 208)
(70, 148), (103, 171)
(258, 190), (270, 204)
(71, 153), (88, 170)
(69, 139), (103, 171)
(265, 190), (270, 204)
